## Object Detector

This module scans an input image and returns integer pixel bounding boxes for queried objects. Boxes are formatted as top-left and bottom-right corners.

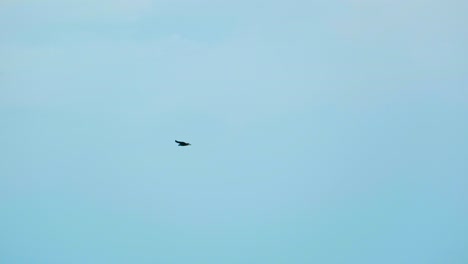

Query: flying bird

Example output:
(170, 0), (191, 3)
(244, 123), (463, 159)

(175, 140), (191, 146)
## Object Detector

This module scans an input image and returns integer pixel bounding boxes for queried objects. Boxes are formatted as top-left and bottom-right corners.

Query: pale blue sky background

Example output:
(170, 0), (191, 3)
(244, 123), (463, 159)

(1, 0), (467, 263)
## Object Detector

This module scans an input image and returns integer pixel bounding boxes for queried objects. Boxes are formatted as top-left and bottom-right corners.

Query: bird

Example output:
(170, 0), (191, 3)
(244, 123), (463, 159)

(175, 140), (191, 146)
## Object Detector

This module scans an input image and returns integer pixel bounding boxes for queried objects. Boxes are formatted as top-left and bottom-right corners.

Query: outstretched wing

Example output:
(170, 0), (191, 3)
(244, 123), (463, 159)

(175, 140), (185, 144)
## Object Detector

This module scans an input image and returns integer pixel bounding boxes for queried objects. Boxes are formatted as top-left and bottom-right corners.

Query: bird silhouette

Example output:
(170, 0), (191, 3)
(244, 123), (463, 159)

(175, 140), (191, 146)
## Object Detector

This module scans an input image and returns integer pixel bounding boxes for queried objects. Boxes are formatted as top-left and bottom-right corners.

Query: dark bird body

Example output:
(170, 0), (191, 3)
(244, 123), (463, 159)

(175, 140), (191, 146)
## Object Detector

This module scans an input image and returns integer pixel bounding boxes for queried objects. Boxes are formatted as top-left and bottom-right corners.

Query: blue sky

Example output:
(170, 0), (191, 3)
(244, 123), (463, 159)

(1, 0), (467, 263)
